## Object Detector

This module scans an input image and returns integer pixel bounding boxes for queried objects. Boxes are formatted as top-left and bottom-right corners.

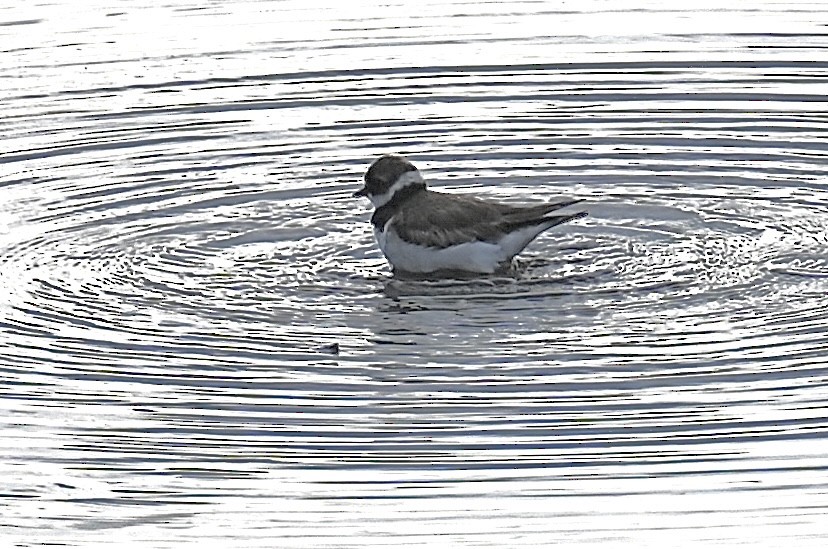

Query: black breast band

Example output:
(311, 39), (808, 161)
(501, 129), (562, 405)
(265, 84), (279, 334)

(370, 183), (426, 230)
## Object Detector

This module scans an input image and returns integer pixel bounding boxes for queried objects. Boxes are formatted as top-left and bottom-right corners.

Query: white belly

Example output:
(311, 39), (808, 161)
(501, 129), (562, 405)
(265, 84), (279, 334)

(374, 226), (506, 274)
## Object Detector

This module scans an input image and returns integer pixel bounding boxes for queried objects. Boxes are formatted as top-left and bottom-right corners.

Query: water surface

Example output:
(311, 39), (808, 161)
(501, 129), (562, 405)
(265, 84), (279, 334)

(2, 1), (828, 547)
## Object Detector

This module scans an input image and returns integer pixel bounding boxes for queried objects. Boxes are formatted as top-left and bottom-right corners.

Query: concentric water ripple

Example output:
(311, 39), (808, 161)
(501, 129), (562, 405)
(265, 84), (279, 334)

(2, 1), (828, 547)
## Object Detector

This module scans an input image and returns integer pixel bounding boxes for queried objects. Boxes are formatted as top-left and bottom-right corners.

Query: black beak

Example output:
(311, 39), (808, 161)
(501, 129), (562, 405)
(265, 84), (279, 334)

(353, 187), (369, 198)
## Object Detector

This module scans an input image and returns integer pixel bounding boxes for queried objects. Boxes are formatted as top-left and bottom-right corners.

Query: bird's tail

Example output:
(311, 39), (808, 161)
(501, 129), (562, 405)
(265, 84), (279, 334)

(502, 200), (587, 232)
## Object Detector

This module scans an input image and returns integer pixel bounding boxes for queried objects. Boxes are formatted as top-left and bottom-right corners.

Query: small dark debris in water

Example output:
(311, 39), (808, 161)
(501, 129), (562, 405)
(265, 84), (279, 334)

(0, 19), (43, 27)
(55, 483), (76, 490)
(317, 342), (340, 355)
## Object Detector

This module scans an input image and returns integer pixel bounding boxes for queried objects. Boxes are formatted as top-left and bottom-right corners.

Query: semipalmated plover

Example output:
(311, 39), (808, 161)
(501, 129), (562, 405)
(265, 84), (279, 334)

(354, 154), (586, 275)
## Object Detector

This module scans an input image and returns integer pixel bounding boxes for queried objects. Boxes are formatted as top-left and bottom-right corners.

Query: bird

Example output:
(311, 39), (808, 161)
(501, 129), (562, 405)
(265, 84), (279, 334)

(353, 154), (586, 276)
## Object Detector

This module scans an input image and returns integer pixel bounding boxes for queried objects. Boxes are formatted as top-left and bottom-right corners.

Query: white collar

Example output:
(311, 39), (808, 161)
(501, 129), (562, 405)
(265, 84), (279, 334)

(369, 171), (425, 208)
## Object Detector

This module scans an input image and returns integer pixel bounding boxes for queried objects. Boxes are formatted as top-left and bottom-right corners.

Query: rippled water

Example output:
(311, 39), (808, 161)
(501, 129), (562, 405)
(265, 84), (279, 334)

(3, 1), (828, 546)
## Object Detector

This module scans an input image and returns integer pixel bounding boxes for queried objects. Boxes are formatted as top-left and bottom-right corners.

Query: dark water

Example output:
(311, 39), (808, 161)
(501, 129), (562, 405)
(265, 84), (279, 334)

(2, 1), (828, 546)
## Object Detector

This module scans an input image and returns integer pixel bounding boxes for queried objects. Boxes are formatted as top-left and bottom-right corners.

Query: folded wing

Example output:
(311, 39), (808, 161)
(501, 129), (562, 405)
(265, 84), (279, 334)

(392, 192), (585, 249)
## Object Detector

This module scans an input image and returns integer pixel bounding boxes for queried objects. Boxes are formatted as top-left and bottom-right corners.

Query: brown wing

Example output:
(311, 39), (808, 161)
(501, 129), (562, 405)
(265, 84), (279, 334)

(391, 191), (583, 248)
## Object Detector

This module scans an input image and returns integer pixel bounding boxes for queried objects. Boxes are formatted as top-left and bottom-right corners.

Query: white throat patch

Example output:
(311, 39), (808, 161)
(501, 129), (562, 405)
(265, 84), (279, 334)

(369, 170), (425, 208)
